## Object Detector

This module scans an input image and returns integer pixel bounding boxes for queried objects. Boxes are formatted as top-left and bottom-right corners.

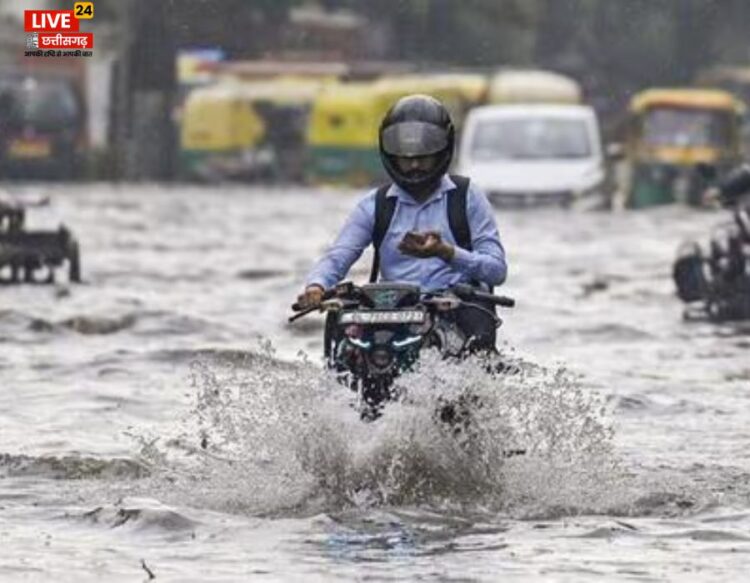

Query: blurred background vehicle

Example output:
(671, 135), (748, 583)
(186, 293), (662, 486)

(179, 83), (267, 183)
(673, 163), (750, 320)
(179, 77), (328, 183)
(0, 71), (86, 180)
(457, 104), (608, 208)
(694, 65), (750, 151)
(621, 88), (745, 208)
(306, 82), (383, 186)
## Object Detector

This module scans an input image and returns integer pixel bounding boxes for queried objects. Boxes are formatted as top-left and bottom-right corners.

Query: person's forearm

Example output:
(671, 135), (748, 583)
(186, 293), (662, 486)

(304, 194), (374, 289)
(305, 255), (349, 290)
(449, 246), (507, 285)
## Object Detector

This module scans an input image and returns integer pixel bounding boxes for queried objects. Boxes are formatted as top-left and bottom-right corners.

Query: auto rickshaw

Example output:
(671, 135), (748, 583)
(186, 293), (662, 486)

(306, 74), (488, 186)
(695, 66), (750, 152)
(179, 84), (266, 181)
(231, 77), (333, 182)
(180, 78), (330, 182)
(624, 89), (745, 208)
(306, 83), (384, 186)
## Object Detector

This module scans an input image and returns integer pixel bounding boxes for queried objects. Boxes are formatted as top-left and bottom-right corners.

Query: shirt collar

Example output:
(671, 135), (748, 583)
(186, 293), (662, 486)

(386, 174), (455, 205)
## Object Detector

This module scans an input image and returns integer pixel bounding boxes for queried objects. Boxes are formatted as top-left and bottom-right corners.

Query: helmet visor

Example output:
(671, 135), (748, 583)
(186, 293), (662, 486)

(381, 121), (449, 157)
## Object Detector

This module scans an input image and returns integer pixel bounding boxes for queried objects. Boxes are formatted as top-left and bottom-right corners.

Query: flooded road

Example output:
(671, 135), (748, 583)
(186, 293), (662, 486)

(2, 184), (750, 582)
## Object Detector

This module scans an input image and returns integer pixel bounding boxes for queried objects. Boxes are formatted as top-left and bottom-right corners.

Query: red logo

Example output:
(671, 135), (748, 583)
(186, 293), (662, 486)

(24, 11), (80, 32)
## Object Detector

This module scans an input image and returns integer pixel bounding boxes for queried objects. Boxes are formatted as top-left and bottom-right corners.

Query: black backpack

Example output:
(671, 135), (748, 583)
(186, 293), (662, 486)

(369, 174), (472, 283)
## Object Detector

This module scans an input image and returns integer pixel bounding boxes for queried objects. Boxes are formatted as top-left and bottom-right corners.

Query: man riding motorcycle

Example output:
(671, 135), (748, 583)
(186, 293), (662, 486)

(297, 94), (508, 350)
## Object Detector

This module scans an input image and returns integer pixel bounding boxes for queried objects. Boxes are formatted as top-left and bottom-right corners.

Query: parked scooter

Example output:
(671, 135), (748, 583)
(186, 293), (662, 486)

(673, 165), (750, 320)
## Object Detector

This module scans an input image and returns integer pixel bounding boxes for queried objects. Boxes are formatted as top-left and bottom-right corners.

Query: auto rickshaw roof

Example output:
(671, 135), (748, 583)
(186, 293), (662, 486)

(487, 69), (582, 105)
(372, 73), (488, 103)
(185, 77), (336, 108)
(313, 82), (382, 106)
(220, 77), (335, 105)
(630, 88), (745, 113)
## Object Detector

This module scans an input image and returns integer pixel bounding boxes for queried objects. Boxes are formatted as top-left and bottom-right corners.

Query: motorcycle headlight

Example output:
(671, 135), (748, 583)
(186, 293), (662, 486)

(370, 347), (393, 368)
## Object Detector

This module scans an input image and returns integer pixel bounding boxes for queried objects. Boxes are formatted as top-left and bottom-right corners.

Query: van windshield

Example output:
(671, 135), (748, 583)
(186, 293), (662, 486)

(642, 107), (732, 148)
(470, 117), (592, 160)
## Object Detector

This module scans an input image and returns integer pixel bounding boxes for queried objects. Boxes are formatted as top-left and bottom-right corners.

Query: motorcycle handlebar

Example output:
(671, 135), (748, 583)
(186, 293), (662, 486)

(289, 283), (515, 323)
(452, 283), (515, 308)
(484, 294), (516, 308)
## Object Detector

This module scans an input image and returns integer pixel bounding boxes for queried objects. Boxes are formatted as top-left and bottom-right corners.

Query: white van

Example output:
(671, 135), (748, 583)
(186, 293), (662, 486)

(456, 104), (608, 207)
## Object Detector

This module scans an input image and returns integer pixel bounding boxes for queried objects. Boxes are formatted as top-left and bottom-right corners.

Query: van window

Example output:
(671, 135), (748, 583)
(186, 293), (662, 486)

(470, 117), (592, 160)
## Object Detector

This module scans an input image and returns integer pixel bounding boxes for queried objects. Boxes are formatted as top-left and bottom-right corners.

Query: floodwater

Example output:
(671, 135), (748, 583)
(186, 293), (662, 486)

(1, 184), (750, 582)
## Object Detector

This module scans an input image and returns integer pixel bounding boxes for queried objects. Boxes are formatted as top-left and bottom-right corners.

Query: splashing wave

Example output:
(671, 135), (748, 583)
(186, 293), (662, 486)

(134, 343), (622, 518)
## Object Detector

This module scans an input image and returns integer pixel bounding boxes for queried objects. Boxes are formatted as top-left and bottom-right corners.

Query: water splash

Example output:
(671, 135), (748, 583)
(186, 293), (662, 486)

(135, 342), (623, 518)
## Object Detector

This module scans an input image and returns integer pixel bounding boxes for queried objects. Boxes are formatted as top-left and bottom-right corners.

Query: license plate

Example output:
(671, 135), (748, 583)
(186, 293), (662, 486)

(339, 310), (425, 325)
(9, 139), (51, 159)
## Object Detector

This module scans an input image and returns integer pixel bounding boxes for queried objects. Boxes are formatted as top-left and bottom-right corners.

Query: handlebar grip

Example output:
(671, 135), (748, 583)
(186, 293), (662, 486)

(494, 296), (515, 308)
(291, 288), (336, 313)
(470, 288), (515, 308)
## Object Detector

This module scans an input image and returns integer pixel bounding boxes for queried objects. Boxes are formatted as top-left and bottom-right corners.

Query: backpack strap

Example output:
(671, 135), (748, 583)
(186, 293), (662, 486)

(448, 174), (472, 251)
(369, 184), (397, 283)
(448, 174), (492, 292)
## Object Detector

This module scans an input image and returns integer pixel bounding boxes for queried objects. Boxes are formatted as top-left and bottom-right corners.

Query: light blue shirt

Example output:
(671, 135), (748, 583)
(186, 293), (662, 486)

(305, 175), (507, 292)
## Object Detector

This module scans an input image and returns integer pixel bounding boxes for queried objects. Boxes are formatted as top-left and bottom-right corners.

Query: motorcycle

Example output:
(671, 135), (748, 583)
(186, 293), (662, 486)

(673, 164), (750, 321)
(290, 281), (514, 419)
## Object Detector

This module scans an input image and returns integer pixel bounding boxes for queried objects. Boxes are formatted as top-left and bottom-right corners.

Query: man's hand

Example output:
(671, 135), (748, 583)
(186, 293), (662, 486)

(398, 230), (454, 261)
(296, 284), (325, 310)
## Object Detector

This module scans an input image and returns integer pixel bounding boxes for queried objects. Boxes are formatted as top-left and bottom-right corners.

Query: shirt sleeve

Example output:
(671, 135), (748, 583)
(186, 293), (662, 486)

(304, 192), (376, 290)
(448, 183), (508, 286)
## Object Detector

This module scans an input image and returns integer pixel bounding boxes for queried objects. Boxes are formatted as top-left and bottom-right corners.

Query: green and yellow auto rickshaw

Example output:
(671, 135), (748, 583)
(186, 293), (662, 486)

(231, 77), (334, 181)
(695, 65), (750, 153)
(306, 74), (488, 186)
(180, 78), (331, 181)
(306, 82), (385, 186)
(625, 89), (745, 208)
(179, 84), (266, 181)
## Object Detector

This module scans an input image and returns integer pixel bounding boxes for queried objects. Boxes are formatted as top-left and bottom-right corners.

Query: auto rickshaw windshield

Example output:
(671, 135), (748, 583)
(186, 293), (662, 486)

(642, 107), (734, 148)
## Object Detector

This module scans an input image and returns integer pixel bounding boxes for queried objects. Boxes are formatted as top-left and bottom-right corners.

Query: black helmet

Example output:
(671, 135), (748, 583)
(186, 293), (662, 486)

(379, 94), (455, 196)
